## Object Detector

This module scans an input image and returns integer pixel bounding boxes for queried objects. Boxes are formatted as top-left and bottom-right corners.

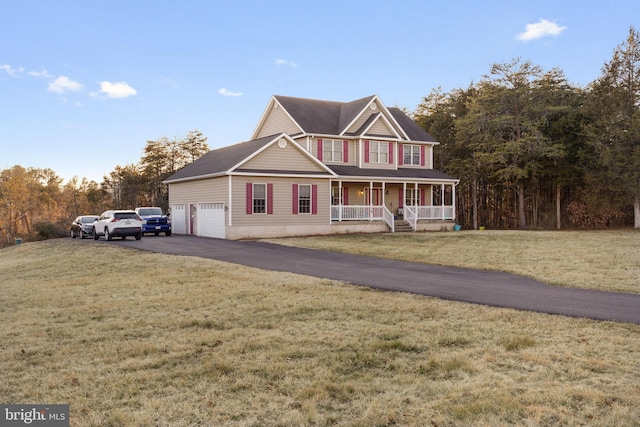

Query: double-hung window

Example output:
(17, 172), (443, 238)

(298, 184), (311, 214)
(369, 141), (388, 164)
(253, 183), (266, 214)
(322, 139), (343, 162)
(403, 144), (421, 166)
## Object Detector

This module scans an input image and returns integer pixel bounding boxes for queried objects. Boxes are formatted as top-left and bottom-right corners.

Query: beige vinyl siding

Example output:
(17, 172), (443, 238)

(364, 118), (396, 137)
(346, 112), (376, 135)
(231, 176), (330, 227)
(242, 142), (326, 172)
(255, 104), (300, 138)
(345, 140), (356, 165)
(168, 178), (228, 205)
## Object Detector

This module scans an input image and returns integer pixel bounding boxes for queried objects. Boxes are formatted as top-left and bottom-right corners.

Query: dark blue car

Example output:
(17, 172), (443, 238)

(135, 207), (172, 236)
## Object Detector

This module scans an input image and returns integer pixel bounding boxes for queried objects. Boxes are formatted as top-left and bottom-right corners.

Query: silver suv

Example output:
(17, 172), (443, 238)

(93, 210), (143, 241)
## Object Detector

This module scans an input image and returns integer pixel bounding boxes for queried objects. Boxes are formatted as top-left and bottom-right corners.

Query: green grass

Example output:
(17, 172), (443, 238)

(1, 236), (639, 426)
(266, 230), (640, 293)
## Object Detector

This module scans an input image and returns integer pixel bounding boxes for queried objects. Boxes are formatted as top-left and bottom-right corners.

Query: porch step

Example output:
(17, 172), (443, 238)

(393, 220), (413, 232)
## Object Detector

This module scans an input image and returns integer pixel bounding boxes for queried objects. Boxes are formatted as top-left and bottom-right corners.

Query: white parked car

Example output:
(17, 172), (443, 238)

(92, 210), (143, 241)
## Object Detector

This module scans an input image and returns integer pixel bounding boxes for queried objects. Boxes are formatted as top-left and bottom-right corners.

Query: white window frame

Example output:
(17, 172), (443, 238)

(322, 139), (344, 162)
(298, 184), (311, 214)
(369, 141), (388, 164)
(404, 144), (421, 166)
(253, 183), (267, 214)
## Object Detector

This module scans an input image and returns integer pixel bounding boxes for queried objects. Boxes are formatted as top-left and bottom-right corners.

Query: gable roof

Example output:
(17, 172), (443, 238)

(252, 95), (438, 143)
(163, 133), (335, 183)
(163, 135), (276, 183)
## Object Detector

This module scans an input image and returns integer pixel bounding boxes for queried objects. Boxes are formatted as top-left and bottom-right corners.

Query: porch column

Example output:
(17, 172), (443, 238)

(339, 180), (343, 221)
(414, 183), (418, 207)
(382, 182), (386, 207)
(441, 183), (445, 220)
(402, 182), (406, 208)
(369, 181), (373, 221)
(451, 183), (456, 221)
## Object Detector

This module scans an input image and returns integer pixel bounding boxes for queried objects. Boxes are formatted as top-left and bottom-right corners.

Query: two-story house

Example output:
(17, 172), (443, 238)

(163, 95), (458, 239)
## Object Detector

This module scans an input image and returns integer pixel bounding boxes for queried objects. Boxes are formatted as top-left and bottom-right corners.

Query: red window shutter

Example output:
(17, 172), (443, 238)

(317, 139), (323, 161)
(344, 187), (349, 205)
(420, 188), (425, 205)
(267, 183), (273, 214)
(421, 145), (426, 166)
(292, 184), (298, 215)
(398, 188), (403, 208)
(364, 140), (370, 163)
(312, 185), (318, 214)
(388, 142), (393, 164)
(246, 183), (253, 215)
(343, 140), (348, 163)
(398, 144), (403, 165)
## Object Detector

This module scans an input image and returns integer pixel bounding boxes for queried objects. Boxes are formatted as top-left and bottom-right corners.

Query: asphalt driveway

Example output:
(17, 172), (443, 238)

(106, 235), (640, 325)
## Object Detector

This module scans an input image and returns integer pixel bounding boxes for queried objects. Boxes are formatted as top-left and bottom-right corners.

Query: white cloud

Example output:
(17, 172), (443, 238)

(98, 81), (137, 99)
(219, 88), (243, 97)
(275, 58), (298, 68)
(517, 19), (567, 41)
(28, 69), (53, 79)
(48, 76), (83, 93)
(1, 64), (23, 76)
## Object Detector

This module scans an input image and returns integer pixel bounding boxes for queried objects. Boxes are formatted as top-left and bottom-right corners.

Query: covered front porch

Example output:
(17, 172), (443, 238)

(330, 180), (457, 232)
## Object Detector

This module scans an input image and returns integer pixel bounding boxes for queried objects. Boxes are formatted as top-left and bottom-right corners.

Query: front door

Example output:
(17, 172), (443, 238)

(365, 188), (382, 205)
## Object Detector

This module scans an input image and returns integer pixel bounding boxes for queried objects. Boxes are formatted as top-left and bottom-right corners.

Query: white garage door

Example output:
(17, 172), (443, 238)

(171, 204), (186, 235)
(197, 203), (226, 239)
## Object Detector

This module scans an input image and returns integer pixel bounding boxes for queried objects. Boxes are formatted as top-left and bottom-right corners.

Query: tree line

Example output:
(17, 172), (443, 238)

(0, 130), (209, 246)
(2, 29), (638, 246)
(415, 27), (640, 230)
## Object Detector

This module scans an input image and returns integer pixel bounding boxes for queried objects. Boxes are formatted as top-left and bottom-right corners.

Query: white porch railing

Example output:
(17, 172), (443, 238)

(416, 206), (455, 220)
(404, 205), (417, 231)
(382, 206), (394, 233)
(331, 205), (454, 233)
(331, 205), (384, 221)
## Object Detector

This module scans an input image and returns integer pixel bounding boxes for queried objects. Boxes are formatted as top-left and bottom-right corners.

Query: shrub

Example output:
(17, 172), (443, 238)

(33, 222), (66, 240)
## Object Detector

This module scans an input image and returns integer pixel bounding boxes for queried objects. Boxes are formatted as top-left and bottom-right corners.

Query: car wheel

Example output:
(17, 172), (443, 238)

(135, 233), (142, 240)
(105, 228), (112, 241)
(93, 228), (99, 240)
(154, 232), (159, 236)
(165, 230), (171, 236)
(71, 230), (76, 238)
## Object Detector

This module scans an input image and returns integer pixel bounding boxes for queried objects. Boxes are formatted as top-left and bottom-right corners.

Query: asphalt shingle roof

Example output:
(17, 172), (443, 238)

(328, 165), (456, 181)
(164, 134), (277, 182)
(273, 95), (437, 142)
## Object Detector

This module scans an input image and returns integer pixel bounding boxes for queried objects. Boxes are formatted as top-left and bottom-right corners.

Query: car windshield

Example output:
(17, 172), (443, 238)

(138, 208), (162, 216)
(81, 217), (97, 223)
(115, 212), (139, 220)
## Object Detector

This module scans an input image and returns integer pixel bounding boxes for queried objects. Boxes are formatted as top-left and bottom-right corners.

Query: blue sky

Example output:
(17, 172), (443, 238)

(1, 0), (638, 183)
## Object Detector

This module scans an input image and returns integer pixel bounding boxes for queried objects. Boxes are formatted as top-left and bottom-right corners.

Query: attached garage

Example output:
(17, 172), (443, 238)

(196, 203), (226, 239)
